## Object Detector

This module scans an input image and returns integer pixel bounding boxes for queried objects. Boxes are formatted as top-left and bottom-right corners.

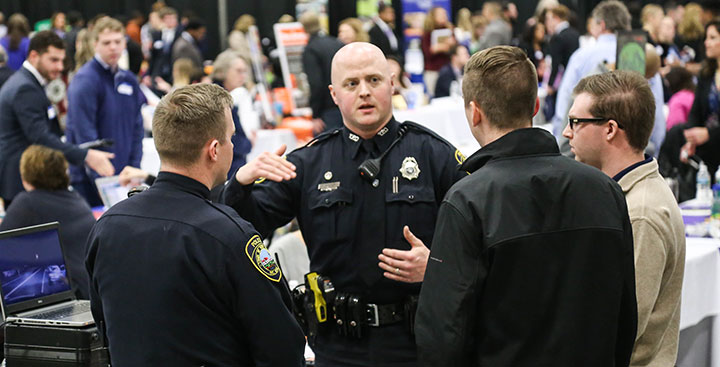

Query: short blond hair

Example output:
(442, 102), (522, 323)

(93, 17), (124, 38)
(463, 46), (537, 129)
(300, 11), (321, 34)
(152, 84), (233, 166)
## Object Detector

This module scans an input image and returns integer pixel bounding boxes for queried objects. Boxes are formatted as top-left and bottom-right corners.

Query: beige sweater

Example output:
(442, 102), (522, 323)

(619, 159), (685, 367)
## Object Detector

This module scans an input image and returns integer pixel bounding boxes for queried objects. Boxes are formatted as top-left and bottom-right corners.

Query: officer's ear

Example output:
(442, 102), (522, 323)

(208, 139), (220, 162)
(467, 100), (483, 127)
(533, 97), (540, 117)
(329, 84), (338, 106)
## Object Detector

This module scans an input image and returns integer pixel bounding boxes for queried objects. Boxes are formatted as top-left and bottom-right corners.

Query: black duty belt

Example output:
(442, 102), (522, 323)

(295, 272), (419, 344)
(365, 302), (405, 327)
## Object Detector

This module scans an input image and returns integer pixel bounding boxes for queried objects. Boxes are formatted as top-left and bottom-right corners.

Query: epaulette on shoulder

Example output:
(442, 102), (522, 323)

(401, 120), (456, 149)
(296, 128), (342, 150)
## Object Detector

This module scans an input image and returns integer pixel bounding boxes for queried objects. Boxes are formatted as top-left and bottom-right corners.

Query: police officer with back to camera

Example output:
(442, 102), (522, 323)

(220, 42), (467, 366)
(85, 83), (305, 366)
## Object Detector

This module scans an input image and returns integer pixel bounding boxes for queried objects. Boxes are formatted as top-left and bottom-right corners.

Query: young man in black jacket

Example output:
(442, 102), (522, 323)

(415, 46), (638, 367)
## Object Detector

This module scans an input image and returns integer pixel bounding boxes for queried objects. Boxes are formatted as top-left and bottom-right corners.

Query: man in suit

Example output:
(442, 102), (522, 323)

(476, 2), (512, 50)
(0, 30), (113, 207)
(146, 7), (182, 88)
(545, 5), (580, 94)
(434, 44), (469, 98)
(300, 11), (344, 133)
(171, 18), (205, 70)
(369, 3), (401, 58)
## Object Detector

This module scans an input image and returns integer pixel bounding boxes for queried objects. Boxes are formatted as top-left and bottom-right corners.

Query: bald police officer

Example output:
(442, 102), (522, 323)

(221, 42), (467, 366)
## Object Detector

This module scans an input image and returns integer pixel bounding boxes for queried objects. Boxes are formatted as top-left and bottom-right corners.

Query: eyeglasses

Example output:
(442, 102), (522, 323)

(568, 117), (625, 130)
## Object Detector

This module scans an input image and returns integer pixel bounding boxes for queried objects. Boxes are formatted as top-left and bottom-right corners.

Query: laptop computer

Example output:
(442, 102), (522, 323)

(0, 222), (94, 327)
(94, 176), (129, 208)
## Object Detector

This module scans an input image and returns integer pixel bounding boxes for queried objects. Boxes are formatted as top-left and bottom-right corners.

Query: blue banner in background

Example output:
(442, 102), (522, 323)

(402, 0), (451, 17)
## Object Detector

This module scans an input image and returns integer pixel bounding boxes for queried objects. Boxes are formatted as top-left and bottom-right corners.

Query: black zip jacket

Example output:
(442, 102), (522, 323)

(416, 128), (637, 367)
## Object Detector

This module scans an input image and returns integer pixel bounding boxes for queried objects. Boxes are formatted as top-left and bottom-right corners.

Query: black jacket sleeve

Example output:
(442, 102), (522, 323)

(226, 236), (306, 366)
(14, 84), (87, 165)
(415, 200), (484, 366)
(615, 195), (639, 367)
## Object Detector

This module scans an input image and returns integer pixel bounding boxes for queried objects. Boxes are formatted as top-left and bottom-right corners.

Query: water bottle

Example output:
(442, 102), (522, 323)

(697, 162), (712, 206)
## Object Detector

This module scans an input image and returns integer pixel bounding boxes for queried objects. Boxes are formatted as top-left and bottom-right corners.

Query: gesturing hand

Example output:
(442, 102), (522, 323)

(378, 226), (430, 283)
(85, 149), (115, 177)
(234, 144), (297, 185)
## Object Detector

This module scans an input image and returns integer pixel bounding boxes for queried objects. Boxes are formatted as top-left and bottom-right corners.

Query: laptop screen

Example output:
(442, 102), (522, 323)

(0, 223), (72, 307)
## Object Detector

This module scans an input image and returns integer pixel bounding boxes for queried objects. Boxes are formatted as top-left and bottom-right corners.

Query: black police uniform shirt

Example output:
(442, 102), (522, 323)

(85, 172), (305, 367)
(222, 118), (467, 304)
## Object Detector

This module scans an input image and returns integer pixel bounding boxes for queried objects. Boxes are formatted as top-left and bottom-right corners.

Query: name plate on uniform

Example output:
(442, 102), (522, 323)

(318, 182), (340, 192)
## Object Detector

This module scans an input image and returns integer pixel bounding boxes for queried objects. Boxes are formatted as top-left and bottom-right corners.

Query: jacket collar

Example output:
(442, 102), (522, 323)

(343, 117), (400, 159)
(22, 61), (46, 87)
(617, 158), (660, 194)
(152, 171), (211, 200)
(461, 127), (559, 173)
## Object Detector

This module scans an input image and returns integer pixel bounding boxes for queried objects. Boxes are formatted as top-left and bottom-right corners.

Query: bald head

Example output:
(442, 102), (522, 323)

(331, 42), (390, 87)
(328, 42), (395, 139)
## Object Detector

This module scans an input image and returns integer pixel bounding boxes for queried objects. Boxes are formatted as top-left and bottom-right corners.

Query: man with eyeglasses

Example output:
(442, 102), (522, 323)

(563, 70), (685, 367)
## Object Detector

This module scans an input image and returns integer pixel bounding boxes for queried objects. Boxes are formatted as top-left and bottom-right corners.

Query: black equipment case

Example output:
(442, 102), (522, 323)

(4, 323), (109, 366)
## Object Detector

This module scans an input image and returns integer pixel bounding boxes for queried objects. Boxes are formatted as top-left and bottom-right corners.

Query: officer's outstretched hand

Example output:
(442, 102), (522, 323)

(378, 226), (429, 283)
(235, 144), (297, 185)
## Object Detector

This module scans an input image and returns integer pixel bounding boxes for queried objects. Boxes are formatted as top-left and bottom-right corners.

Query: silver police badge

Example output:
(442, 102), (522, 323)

(400, 157), (420, 180)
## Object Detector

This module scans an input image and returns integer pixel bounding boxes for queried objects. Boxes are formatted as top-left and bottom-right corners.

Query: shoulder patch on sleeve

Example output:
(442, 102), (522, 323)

(245, 234), (282, 282)
(455, 149), (466, 164)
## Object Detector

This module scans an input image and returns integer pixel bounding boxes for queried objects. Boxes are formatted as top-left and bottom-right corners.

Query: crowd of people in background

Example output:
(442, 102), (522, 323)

(0, 0), (716, 365)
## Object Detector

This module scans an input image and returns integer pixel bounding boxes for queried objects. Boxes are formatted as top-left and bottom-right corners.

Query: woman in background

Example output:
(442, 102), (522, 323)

(0, 145), (95, 300)
(338, 17), (369, 44)
(665, 66), (696, 130)
(211, 50), (256, 178)
(518, 19), (547, 80)
(421, 6), (455, 96)
(51, 12), (66, 39)
(0, 14), (30, 71)
(228, 14), (255, 66)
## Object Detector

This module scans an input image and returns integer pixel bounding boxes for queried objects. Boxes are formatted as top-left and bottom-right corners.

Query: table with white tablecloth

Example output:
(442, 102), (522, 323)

(677, 237), (720, 367)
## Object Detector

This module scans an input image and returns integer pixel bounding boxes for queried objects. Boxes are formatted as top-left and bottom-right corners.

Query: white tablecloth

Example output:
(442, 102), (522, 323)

(140, 129), (298, 177)
(678, 237), (720, 367)
(681, 237), (720, 330)
(394, 97), (479, 157)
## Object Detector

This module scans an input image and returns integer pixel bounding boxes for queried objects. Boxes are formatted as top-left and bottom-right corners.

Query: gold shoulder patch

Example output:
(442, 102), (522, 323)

(455, 149), (466, 164)
(254, 177), (266, 184)
(245, 235), (282, 282)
